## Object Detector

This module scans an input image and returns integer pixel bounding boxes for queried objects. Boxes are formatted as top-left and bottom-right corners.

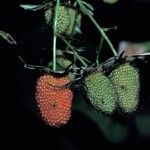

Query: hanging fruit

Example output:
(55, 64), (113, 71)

(35, 74), (73, 127)
(84, 71), (117, 114)
(44, 5), (81, 36)
(110, 63), (140, 113)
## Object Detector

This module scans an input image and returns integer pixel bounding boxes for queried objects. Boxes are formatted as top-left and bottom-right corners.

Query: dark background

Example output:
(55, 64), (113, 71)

(0, 0), (150, 149)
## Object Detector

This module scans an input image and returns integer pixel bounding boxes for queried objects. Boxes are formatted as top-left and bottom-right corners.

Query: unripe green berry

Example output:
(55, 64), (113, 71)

(85, 72), (117, 114)
(110, 63), (140, 113)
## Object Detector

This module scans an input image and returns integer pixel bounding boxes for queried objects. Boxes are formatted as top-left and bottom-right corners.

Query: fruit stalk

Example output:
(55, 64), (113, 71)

(53, 0), (60, 71)
(96, 36), (104, 65)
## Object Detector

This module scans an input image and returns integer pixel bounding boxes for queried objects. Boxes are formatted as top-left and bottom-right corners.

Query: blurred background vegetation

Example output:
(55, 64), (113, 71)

(0, 0), (150, 149)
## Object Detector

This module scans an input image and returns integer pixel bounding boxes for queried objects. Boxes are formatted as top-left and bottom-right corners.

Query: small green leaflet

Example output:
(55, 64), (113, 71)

(0, 31), (17, 45)
(64, 50), (74, 55)
(103, 0), (118, 4)
(20, 4), (45, 11)
(102, 26), (118, 32)
(76, 47), (86, 52)
(82, 1), (94, 11)
(76, 0), (94, 16)
(74, 26), (82, 34)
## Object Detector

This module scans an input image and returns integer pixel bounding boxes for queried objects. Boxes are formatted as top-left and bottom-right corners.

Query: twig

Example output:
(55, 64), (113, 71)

(89, 15), (117, 57)
(18, 56), (52, 72)
(96, 36), (104, 66)
(57, 34), (88, 67)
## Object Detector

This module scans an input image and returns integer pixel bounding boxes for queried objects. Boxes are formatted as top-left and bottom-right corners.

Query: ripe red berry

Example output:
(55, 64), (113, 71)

(35, 74), (73, 127)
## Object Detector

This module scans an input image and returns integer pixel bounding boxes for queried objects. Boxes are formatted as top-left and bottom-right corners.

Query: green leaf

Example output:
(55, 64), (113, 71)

(65, 50), (74, 55)
(102, 26), (117, 32)
(103, 0), (119, 4)
(82, 1), (94, 11)
(76, 47), (86, 52)
(0, 31), (17, 45)
(76, 0), (93, 16)
(73, 14), (82, 35)
(20, 4), (45, 11)
(74, 26), (82, 34)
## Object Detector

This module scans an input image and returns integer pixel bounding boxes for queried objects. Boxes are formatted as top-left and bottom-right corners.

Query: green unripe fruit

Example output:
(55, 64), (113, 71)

(44, 6), (70, 34)
(85, 72), (117, 114)
(65, 7), (76, 35)
(65, 8), (81, 35)
(56, 57), (75, 80)
(57, 57), (72, 69)
(56, 6), (70, 34)
(110, 63), (140, 113)
(44, 9), (53, 24)
(44, 6), (81, 36)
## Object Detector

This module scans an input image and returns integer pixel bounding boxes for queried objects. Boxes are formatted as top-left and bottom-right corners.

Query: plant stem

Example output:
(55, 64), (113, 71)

(76, 0), (117, 57)
(58, 34), (88, 67)
(96, 36), (104, 66)
(53, 36), (57, 71)
(89, 15), (117, 57)
(53, 0), (60, 71)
